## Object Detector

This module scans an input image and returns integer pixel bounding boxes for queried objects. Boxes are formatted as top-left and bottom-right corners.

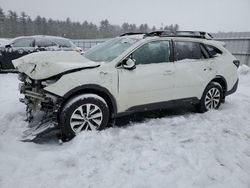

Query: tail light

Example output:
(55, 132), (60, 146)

(233, 60), (240, 68)
(74, 48), (84, 54)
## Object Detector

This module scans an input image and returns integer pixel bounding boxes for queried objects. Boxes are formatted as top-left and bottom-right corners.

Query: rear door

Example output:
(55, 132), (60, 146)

(173, 40), (217, 99)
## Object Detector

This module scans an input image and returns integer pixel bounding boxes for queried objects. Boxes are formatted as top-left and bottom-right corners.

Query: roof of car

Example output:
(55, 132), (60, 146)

(12, 35), (70, 41)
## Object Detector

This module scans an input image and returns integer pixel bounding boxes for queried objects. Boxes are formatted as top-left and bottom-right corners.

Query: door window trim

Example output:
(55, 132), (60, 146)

(173, 40), (210, 62)
(116, 39), (174, 68)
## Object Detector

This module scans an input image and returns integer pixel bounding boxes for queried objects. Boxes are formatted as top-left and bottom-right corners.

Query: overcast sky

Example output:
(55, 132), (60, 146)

(0, 0), (249, 33)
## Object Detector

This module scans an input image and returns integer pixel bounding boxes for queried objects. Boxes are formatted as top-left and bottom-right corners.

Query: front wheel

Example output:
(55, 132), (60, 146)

(59, 94), (110, 140)
(196, 82), (223, 113)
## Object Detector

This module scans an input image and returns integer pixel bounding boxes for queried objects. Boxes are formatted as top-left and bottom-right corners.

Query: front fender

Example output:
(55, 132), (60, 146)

(44, 67), (117, 96)
(44, 67), (118, 113)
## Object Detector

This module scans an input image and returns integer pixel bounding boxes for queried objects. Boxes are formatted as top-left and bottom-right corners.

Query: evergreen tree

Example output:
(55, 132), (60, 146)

(19, 12), (28, 35)
(7, 10), (18, 37)
(0, 7), (179, 39)
(0, 7), (5, 37)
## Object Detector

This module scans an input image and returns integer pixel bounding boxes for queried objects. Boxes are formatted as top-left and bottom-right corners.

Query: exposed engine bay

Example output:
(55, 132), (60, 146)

(18, 73), (61, 140)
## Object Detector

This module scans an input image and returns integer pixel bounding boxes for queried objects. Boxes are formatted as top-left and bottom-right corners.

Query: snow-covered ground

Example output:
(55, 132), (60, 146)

(0, 70), (250, 188)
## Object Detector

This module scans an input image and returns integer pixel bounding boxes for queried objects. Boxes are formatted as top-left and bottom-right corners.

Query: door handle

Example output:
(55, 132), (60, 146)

(203, 67), (213, 71)
(100, 71), (108, 75)
(163, 70), (174, 75)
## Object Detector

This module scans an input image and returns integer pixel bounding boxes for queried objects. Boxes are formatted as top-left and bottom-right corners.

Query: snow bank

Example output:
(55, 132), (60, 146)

(238, 64), (250, 75)
(0, 73), (250, 188)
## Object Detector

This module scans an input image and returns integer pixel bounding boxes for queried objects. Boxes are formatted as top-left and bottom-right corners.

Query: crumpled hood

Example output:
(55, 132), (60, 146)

(13, 51), (100, 80)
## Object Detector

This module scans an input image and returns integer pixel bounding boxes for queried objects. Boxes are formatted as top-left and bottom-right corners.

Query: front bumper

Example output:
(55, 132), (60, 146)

(18, 75), (62, 140)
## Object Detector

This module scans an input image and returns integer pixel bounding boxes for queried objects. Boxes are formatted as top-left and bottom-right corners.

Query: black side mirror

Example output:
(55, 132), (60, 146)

(5, 44), (11, 48)
(122, 58), (136, 70)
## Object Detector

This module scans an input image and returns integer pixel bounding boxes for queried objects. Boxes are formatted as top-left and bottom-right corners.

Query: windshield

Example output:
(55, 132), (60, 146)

(84, 37), (139, 62)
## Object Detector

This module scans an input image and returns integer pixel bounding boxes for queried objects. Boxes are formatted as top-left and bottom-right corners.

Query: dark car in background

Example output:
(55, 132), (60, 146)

(0, 39), (9, 47)
(0, 35), (83, 71)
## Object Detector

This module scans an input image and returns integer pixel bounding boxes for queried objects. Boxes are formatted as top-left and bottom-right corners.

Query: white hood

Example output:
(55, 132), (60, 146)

(13, 51), (100, 80)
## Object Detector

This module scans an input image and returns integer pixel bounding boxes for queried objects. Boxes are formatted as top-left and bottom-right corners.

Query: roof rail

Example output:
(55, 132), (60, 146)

(144, 30), (169, 37)
(145, 30), (213, 39)
(120, 32), (145, 37)
(119, 30), (213, 39)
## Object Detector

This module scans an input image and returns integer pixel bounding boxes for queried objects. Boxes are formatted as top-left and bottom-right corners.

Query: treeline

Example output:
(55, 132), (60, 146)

(0, 7), (179, 39)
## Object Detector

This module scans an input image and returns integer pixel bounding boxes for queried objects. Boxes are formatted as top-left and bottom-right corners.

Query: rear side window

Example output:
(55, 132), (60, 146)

(205, 45), (222, 57)
(12, 38), (34, 47)
(132, 41), (171, 65)
(35, 38), (55, 47)
(175, 41), (206, 61)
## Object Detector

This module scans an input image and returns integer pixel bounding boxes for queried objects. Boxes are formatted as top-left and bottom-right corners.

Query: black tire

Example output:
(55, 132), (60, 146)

(59, 94), (110, 140)
(196, 82), (223, 113)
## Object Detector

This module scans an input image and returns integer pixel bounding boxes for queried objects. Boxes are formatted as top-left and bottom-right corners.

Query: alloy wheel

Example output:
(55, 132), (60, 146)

(70, 103), (103, 133)
(204, 88), (221, 110)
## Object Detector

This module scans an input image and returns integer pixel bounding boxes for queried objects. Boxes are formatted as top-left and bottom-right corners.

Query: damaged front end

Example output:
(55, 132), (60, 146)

(18, 73), (62, 140)
(13, 51), (101, 140)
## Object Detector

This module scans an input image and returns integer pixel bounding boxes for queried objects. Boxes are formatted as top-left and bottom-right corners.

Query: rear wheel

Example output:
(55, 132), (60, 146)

(196, 82), (223, 113)
(60, 94), (110, 140)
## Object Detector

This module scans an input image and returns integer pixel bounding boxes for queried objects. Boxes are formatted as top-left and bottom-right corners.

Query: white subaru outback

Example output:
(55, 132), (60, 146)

(13, 31), (239, 140)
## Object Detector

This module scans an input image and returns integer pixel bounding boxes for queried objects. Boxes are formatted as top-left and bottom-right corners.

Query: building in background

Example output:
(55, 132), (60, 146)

(213, 32), (250, 66)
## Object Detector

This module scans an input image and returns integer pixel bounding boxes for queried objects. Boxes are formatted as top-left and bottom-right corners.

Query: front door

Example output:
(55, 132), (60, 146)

(117, 40), (175, 112)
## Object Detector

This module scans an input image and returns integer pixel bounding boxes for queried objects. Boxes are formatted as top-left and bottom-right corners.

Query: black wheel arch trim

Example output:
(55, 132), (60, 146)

(210, 75), (228, 92)
(225, 79), (238, 96)
(62, 84), (118, 117)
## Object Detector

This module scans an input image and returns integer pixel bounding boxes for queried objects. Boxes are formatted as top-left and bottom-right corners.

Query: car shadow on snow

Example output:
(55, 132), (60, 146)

(31, 103), (197, 145)
(115, 103), (197, 127)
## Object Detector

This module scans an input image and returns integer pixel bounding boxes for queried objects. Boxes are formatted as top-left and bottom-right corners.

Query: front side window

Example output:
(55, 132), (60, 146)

(12, 38), (34, 47)
(175, 41), (205, 61)
(132, 41), (170, 65)
(84, 37), (139, 62)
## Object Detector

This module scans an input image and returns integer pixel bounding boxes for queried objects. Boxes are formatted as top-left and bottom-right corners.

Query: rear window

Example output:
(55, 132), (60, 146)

(52, 38), (74, 48)
(175, 41), (206, 61)
(205, 45), (222, 57)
